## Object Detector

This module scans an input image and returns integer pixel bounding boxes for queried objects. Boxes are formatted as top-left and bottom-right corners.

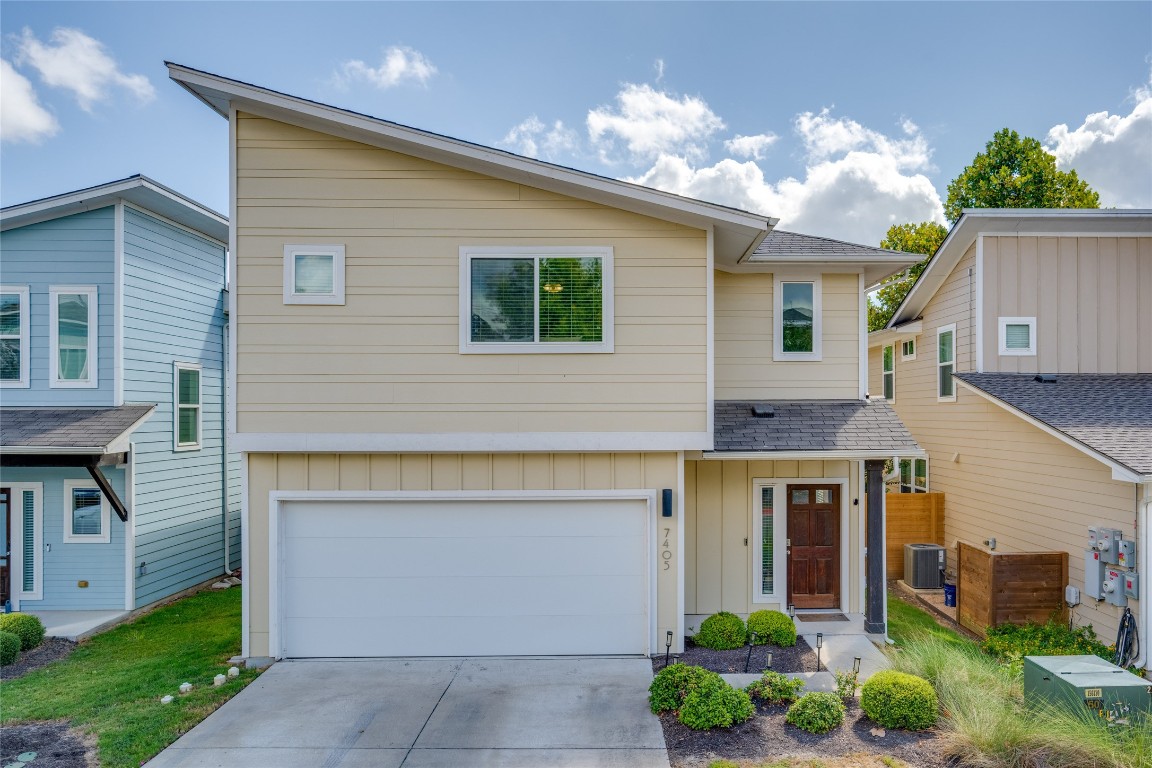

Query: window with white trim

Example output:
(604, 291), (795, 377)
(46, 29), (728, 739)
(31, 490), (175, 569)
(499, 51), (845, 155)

(63, 480), (110, 544)
(0, 286), (29, 387)
(174, 362), (202, 451)
(283, 244), (345, 305)
(998, 317), (1036, 356)
(901, 338), (916, 360)
(49, 286), (97, 387)
(752, 483), (784, 601)
(460, 246), (613, 353)
(774, 277), (821, 361)
(937, 323), (956, 401)
(882, 344), (895, 401)
(898, 458), (928, 493)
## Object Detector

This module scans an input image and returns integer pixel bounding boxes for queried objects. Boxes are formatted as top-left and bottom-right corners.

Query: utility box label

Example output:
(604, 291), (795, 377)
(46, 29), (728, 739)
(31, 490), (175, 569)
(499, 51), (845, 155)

(1083, 688), (1103, 700)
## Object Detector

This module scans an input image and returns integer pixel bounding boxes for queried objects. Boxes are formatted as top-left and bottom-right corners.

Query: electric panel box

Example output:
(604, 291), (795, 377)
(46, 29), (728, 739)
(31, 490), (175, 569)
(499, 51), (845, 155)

(1084, 550), (1106, 599)
(1103, 568), (1128, 607)
(1117, 539), (1136, 569)
(1023, 655), (1152, 724)
(1124, 571), (1140, 600)
(1099, 528), (1124, 564)
(904, 543), (944, 589)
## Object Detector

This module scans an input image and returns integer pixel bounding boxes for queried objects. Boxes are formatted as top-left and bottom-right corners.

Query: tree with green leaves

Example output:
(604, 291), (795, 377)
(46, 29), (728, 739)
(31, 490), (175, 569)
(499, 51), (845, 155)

(868, 221), (947, 331)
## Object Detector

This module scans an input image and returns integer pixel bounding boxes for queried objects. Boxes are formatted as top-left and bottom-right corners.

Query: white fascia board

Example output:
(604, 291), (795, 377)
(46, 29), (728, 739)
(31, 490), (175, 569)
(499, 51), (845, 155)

(232, 431), (711, 453)
(701, 448), (927, 461)
(165, 63), (770, 261)
(867, 320), (924, 348)
(954, 379), (1144, 483)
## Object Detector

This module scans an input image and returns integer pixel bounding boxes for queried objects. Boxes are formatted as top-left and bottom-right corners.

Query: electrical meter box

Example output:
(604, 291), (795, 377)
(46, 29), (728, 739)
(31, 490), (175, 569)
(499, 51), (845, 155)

(1103, 568), (1128, 607)
(1084, 550), (1105, 599)
(1117, 539), (1136, 569)
(1023, 655), (1152, 724)
(1097, 528), (1123, 564)
(1124, 572), (1140, 600)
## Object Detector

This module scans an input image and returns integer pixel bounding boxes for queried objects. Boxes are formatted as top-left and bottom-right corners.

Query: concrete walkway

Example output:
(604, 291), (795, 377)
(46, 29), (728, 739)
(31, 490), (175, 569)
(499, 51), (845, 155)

(25, 609), (129, 641)
(146, 657), (670, 768)
(721, 632), (891, 692)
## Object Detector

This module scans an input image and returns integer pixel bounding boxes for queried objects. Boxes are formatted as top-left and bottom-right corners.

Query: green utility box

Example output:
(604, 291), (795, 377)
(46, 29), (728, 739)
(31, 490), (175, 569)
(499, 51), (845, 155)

(1023, 655), (1151, 724)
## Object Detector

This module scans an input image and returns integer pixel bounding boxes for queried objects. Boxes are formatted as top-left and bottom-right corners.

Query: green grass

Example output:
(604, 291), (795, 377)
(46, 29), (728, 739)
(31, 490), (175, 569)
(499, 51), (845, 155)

(0, 588), (259, 768)
(886, 591), (974, 649)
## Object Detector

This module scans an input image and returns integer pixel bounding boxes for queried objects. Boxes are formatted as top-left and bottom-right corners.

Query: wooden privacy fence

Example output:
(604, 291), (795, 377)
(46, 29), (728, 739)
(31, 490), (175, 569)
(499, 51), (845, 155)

(884, 492), (945, 580)
(957, 542), (1068, 638)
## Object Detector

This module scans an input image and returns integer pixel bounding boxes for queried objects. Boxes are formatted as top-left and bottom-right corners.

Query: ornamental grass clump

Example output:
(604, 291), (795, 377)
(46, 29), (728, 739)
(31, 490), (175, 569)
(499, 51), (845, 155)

(746, 609), (797, 647)
(785, 691), (846, 734)
(0, 612), (45, 651)
(694, 611), (747, 651)
(860, 670), (938, 730)
(745, 670), (805, 704)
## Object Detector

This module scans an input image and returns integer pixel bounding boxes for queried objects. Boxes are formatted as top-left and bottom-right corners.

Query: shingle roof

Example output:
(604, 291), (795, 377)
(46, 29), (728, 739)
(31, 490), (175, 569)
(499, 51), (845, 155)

(713, 400), (922, 454)
(954, 373), (1152, 476)
(751, 230), (911, 260)
(0, 406), (155, 450)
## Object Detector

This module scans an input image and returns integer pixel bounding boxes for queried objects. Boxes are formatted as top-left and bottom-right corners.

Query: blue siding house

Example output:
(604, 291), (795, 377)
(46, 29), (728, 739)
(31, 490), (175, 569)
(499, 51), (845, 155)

(0, 176), (239, 623)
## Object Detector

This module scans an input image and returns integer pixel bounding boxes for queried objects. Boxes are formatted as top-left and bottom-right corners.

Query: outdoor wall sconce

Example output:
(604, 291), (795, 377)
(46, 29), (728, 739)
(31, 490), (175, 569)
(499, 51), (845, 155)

(815, 633), (823, 672)
(665, 630), (673, 667)
(661, 489), (673, 517)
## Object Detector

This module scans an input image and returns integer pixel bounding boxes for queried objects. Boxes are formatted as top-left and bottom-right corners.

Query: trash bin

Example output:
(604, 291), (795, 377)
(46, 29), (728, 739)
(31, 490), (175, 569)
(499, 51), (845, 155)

(943, 583), (957, 607)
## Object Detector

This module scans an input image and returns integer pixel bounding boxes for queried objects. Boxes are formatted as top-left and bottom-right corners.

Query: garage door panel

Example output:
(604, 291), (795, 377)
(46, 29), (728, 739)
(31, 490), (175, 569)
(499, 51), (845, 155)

(285, 534), (647, 579)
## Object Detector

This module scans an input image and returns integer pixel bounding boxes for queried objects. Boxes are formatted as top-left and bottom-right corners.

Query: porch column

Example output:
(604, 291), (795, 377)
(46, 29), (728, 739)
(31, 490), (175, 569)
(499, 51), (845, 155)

(865, 459), (886, 634)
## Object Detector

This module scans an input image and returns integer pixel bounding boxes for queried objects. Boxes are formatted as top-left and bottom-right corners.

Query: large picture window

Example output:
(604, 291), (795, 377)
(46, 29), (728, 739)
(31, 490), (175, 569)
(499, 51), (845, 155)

(774, 276), (821, 361)
(0, 286), (29, 387)
(937, 323), (956, 401)
(49, 286), (97, 388)
(460, 247), (613, 353)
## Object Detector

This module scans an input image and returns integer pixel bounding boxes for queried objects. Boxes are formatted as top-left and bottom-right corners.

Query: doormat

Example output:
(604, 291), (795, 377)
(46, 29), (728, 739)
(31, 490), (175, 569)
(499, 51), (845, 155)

(797, 613), (849, 622)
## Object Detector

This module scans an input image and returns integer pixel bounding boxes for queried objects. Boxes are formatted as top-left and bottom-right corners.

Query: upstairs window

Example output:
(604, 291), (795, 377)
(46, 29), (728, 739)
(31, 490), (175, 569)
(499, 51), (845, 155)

(63, 480), (109, 544)
(898, 458), (928, 493)
(460, 246), (613, 354)
(0, 286), (29, 387)
(50, 286), (97, 388)
(882, 344), (895, 401)
(774, 277), (822, 361)
(901, 338), (916, 360)
(174, 363), (202, 451)
(998, 317), (1036, 356)
(284, 244), (345, 305)
(937, 323), (956, 401)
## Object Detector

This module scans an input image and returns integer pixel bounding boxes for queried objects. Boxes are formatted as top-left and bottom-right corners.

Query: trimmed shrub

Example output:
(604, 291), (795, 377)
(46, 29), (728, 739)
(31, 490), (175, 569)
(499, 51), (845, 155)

(694, 611), (747, 651)
(786, 691), (846, 734)
(746, 609), (796, 647)
(860, 670), (938, 730)
(982, 619), (1110, 673)
(649, 663), (714, 714)
(679, 672), (755, 730)
(0, 613), (45, 651)
(0, 631), (20, 666)
(745, 670), (805, 704)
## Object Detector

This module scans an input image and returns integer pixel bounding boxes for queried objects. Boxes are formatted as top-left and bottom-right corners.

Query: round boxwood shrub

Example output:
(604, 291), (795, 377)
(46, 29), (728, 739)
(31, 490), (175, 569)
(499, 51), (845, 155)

(785, 691), (846, 734)
(0, 613), (45, 651)
(0, 631), (20, 666)
(694, 611), (747, 650)
(745, 670), (805, 704)
(649, 663), (714, 713)
(746, 609), (797, 647)
(678, 672), (755, 730)
(860, 670), (938, 730)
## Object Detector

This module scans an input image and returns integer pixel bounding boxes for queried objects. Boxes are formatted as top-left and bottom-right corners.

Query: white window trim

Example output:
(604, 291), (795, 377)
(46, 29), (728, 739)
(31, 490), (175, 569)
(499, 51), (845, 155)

(900, 338), (916, 361)
(49, 285), (98, 388)
(998, 316), (1037, 356)
(0, 285), (30, 388)
(937, 323), (957, 402)
(283, 244), (345, 305)
(62, 479), (110, 544)
(751, 480), (786, 603)
(773, 275), (822, 361)
(8, 483), (43, 606)
(882, 344), (895, 402)
(898, 458), (929, 493)
(173, 361), (203, 452)
(458, 246), (615, 354)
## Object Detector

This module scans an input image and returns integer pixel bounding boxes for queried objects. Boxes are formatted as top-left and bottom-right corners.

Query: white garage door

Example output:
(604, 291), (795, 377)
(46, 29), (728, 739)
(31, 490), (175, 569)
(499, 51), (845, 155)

(276, 497), (651, 657)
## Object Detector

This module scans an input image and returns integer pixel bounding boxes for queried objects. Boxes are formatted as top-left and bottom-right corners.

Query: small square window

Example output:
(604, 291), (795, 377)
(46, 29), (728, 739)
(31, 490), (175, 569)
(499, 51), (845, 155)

(901, 339), (916, 360)
(284, 245), (345, 305)
(63, 480), (110, 543)
(998, 317), (1036, 356)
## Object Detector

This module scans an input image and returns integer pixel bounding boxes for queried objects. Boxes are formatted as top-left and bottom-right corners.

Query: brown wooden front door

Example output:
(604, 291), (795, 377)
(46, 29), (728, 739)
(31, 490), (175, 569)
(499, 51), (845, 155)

(1, 488), (10, 607)
(786, 484), (840, 609)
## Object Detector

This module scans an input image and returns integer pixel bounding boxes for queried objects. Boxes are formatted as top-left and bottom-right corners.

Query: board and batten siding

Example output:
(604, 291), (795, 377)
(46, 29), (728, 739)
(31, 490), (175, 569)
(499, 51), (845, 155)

(122, 207), (237, 607)
(981, 235), (1152, 374)
(0, 207), (116, 405)
(715, 271), (861, 400)
(233, 114), (708, 436)
(684, 458), (864, 622)
(245, 451), (680, 658)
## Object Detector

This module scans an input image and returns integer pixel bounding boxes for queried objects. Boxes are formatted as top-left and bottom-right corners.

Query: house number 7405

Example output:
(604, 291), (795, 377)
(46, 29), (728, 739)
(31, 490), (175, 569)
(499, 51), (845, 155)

(662, 528), (672, 570)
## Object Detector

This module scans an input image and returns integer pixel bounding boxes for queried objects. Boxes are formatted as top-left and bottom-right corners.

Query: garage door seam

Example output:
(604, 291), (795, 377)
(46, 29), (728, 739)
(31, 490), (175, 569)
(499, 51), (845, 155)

(398, 658), (464, 767)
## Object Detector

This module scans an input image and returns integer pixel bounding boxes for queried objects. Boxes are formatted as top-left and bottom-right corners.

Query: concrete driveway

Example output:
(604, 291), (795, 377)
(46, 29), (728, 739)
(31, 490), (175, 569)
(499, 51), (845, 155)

(145, 657), (669, 767)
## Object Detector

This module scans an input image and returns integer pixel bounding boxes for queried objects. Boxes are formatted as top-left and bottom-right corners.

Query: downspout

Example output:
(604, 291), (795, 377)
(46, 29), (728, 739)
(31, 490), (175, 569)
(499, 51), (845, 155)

(1134, 482), (1151, 670)
(220, 302), (231, 574)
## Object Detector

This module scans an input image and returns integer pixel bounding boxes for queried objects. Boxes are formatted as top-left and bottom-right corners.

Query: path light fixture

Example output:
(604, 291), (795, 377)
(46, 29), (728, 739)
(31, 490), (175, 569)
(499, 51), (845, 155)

(765, 651), (773, 669)
(815, 633), (823, 672)
(665, 630), (673, 667)
(744, 632), (758, 673)
(853, 656), (862, 674)
(788, 604), (796, 618)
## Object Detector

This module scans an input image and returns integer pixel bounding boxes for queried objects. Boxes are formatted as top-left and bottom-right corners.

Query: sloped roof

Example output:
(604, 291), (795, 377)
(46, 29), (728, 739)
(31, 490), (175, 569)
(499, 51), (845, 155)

(711, 400), (923, 456)
(954, 373), (1152, 480)
(0, 406), (156, 453)
(744, 229), (921, 286)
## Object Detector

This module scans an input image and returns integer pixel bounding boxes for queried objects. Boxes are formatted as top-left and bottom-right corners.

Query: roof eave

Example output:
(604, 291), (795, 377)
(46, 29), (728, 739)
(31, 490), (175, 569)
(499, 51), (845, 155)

(867, 319), (924, 348)
(0, 405), (156, 456)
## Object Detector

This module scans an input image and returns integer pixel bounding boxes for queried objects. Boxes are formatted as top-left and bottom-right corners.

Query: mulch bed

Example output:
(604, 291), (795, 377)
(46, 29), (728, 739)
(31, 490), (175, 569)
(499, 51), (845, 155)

(0, 721), (95, 768)
(654, 636), (818, 674)
(1, 637), (77, 680)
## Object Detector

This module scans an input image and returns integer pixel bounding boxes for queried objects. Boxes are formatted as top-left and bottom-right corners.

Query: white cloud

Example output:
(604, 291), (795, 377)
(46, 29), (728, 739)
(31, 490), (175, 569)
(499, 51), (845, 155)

(339, 46), (437, 89)
(654, 59), (665, 83)
(587, 83), (725, 163)
(16, 27), (154, 112)
(723, 133), (778, 160)
(1045, 80), (1152, 208)
(1, 58), (59, 143)
(499, 115), (578, 160)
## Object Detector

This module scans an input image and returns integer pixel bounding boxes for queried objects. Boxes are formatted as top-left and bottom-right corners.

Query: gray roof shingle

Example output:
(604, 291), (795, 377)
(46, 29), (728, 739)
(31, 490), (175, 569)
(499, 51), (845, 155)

(955, 373), (1152, 476)
(0, 406), (155, 450)
(713, 400), (922, 454)
(751, 230), (911, 260)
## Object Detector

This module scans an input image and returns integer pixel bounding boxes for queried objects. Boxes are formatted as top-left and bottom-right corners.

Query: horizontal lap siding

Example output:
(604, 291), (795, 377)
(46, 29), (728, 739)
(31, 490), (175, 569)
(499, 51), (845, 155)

(123, 207), (234, 607)
(245, 451), (680, 658)
(234, 115), (707, 435)
(0, 208), (115, 405)
(715, 271), (860, 400)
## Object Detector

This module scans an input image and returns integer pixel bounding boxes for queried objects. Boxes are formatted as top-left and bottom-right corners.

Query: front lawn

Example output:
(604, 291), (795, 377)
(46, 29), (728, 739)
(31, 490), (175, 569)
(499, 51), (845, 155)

(886, 591), (974, 649)
(1, 588), (259, 768)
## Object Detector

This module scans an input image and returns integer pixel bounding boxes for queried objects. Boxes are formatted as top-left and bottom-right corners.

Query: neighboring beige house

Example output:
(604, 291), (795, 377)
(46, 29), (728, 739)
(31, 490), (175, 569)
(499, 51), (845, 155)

(170, 63), (922, 661)
(868, 209), (1152, 669)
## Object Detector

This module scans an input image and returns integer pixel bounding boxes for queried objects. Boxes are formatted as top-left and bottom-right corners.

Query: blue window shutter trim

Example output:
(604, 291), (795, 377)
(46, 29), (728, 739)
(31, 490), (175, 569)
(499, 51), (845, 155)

(23, 490), (35, 592)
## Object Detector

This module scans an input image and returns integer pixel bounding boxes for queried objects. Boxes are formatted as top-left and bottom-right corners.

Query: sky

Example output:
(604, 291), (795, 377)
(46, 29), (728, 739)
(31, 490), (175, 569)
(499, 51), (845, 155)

(2, 1), (1150, 247)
